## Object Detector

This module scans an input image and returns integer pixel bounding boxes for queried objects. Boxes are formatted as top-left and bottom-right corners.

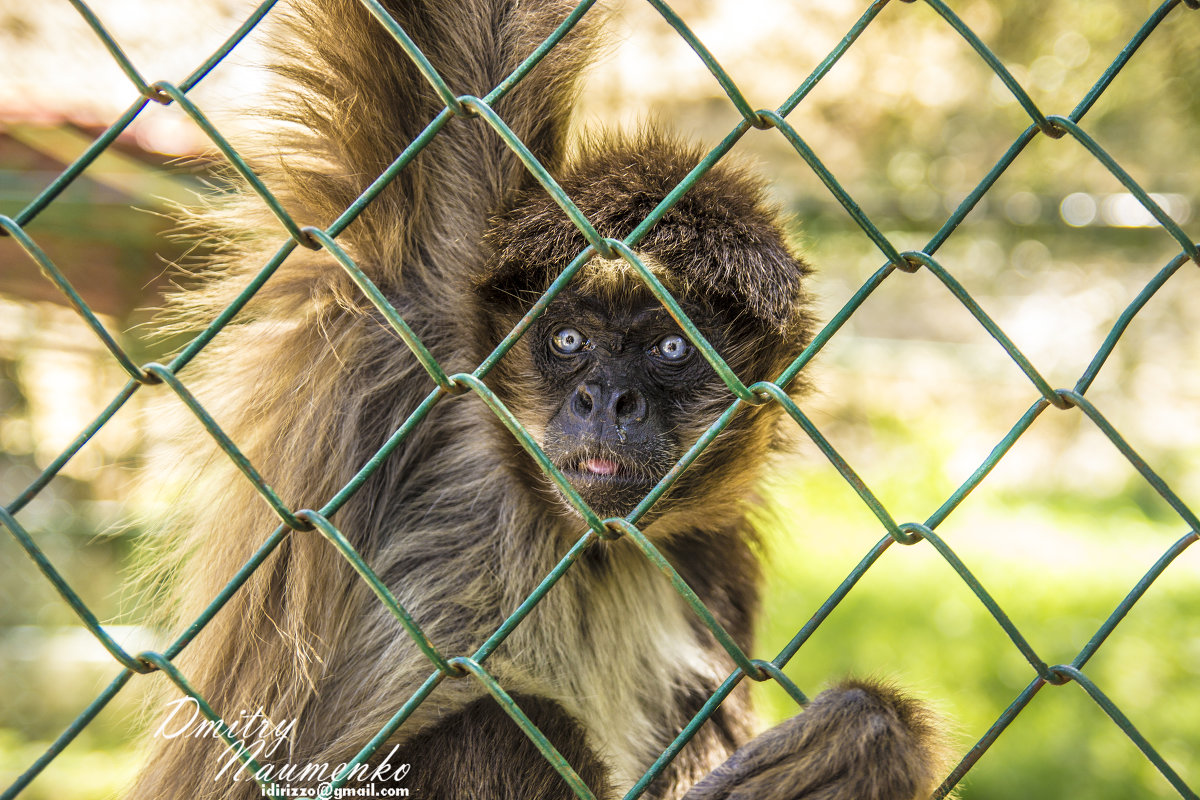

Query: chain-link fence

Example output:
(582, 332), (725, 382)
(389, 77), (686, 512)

(2, 0), (1198, 798)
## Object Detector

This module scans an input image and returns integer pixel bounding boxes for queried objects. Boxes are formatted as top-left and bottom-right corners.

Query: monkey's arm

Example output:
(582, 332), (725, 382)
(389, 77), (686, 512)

(368, 694), (615, 800)
(682, 680), (945, 800)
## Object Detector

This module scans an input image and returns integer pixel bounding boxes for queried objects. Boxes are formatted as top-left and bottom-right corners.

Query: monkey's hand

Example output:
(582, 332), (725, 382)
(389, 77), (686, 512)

(682, 679), (944, 800)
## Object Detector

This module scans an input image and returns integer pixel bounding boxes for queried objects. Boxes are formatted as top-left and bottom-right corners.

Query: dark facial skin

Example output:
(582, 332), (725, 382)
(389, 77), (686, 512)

(531, 290), (723, 518)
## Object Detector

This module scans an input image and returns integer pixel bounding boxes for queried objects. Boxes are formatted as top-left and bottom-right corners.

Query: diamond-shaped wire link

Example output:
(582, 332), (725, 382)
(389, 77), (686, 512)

(1, 1), (1196, 799)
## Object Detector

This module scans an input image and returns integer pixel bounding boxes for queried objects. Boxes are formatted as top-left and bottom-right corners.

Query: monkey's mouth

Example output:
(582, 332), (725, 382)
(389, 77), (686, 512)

(578, 457), (622, 477)
(539, 428), (681, 517)
(558, 454), (653, 486)
(547, 450), (663, 517)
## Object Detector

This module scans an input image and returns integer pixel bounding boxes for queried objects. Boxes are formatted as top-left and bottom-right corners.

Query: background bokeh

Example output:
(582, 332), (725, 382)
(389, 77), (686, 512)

(0, 1), (1196, 798)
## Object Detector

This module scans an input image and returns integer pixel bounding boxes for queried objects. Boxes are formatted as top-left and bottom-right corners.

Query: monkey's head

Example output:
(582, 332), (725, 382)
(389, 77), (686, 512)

(478, 134), (813, 530)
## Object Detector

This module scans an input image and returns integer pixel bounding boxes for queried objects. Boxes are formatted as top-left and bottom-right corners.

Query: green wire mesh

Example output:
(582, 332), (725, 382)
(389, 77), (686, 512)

(2, 0), (1198, 798)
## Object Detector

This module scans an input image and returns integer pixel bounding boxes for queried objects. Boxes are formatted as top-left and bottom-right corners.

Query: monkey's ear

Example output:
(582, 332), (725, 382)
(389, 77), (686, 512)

(609, 147), (813, 334)
(698, 230), (812, 334)
(646, 191), (813, 335)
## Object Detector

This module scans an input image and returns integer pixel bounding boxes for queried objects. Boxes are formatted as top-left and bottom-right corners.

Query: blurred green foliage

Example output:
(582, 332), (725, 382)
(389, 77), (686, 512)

(754, 460), (1199, 799)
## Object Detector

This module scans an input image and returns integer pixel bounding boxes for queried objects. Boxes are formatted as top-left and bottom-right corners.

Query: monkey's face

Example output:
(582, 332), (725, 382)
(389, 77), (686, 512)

(526, 288), (729, 520)
(480, 140), (815, 526)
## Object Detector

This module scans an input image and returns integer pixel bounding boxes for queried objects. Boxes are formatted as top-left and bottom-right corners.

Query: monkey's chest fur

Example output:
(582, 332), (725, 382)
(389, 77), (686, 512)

(501, 542), (756, 794)
(294, 389), (758, 797)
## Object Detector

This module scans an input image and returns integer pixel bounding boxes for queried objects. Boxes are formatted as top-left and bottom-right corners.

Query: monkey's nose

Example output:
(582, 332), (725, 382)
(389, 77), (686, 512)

(569, 383), (646, 426)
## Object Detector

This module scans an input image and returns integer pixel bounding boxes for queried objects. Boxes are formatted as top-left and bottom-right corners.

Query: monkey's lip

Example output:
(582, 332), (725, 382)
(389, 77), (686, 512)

(579, 457), (621, 476)
(555, 455), (655, 489)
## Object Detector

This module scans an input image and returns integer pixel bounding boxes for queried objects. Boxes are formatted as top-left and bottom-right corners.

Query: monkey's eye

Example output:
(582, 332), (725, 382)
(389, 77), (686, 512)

(653, 334), (691, 362)
(551, 327), (588, 355)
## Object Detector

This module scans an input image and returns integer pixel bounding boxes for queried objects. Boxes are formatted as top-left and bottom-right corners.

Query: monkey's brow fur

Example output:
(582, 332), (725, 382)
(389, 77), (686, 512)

(129, 1), (951, 799)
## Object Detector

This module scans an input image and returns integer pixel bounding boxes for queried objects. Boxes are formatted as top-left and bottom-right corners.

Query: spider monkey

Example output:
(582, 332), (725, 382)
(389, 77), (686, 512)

(129, 0), (947, 798)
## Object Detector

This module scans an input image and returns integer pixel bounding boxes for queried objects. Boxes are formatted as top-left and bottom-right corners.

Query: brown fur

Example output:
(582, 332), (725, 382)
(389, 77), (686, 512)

(683, 681), (948, 800)
(129, 1), (946, 799)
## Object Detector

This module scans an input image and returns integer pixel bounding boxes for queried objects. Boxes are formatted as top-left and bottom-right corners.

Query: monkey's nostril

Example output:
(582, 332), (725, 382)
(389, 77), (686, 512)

(572, 384), (596, 417)
(613, 389), (647, 424)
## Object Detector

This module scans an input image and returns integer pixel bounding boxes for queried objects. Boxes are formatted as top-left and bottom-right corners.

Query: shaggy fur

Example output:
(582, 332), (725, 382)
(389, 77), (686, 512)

(129, 1), (947, 799)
